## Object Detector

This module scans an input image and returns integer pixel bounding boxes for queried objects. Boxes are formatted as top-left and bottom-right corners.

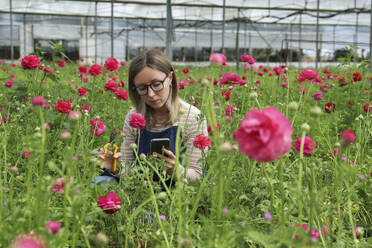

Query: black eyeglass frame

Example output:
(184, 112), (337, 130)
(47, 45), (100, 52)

(133, 75), (169, 96)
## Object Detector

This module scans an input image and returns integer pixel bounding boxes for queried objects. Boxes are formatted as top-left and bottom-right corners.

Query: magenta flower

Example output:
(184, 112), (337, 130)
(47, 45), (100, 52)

(90, 119), (106, 137)
(340, 129), (355, 145)
(129, 113), (146, 130)
(44, 221), (61, 234)
(294, 136), (317, 156)
(97, 192), (121, 214)
(193, 134), (211, 150)
(312, 92), (323, 100)
(233, 107), (293, 162)
(51, 178), (70, 194)
(31, 96), (45, 106)
(104, 57), (119, 71)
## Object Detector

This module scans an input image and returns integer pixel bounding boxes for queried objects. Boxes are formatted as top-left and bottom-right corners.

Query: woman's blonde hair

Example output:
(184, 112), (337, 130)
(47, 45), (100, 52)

(128, 49), (180, 127)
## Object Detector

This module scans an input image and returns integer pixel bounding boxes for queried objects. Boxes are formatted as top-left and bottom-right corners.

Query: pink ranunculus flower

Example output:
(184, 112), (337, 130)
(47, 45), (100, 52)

(21, 55), (40, 70)
(294, 136), (317, 156)
(300, 69), (318, 80)
(104, 81), (118, 92)
(104, 57), (119, 71)
(209, 53), (226, 66)
(240, 54), (255, 64)
(220, 73), (241, 85)
(51, 177), (70, 194)
(31, 96), (45, 106)
(312, 92), (323, 100)
(97, 191), (121, 214)
(88, 64), (102, 76)
(116, 88), (128, 100)
(233, 107), (293, 162)
(340, 129), (355, 145)
(193, 134), (212, 150)
(5, 81), (14, 88)
(129, 113), (146, 130)
(90, 119), (106, 136)
(11, 233), (46, 248)
(44, 221), (61, 234)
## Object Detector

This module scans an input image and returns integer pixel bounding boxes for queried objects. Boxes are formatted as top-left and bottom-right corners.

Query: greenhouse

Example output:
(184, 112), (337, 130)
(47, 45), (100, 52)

(1, 0), (372, 67)
(0, 1), (371, 247)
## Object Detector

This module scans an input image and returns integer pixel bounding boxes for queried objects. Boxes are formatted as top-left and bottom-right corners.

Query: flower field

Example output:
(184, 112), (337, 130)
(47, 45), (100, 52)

(0, 54), (371, 247)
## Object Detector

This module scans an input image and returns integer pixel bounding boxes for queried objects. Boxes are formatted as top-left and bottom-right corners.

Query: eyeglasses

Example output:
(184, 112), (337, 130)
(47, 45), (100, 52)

(134, 75), (168, 96)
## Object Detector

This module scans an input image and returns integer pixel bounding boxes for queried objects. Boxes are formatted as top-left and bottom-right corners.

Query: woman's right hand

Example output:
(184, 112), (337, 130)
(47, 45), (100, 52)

(98, 151), (122, 172)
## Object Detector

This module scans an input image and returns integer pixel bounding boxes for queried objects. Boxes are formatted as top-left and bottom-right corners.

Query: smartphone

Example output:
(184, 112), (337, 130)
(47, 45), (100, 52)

(150, 138), (170, 155)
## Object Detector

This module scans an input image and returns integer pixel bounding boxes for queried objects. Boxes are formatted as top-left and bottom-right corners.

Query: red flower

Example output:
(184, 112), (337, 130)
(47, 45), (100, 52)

(240, 54), (255, 64)
(58, 61), (65, 67)
(90, 119), (106, 136)
(207, 123), (221, 135)
(221, 89), (231, 101)
(31, 96), (45, 106)
(182, 67), (189, 74)
(77, 87), (87, 96)
(21, 55), (40, 70)
(4, 81), (14, 88)
(129, 113), (146, 130)
(300, 69), (318, 80)
(78, 65), (88, 74)
(51, 177), (70, 194)
(22, 150), (30, 158)
(104, 57), (119, 71)
(220, 73), (241, 85)
(120, 61), (126, 67)
(104, 81), (118, 92)
(363, 103), (371, 113)
(273, 67), (282, 76)
(352, 72), (362, 82)
(88, 64), (102, 76)
(97, 192), (121, 214)
(116, 88), (128, 100)
(44, 221), (61, 234)
(55, 100), (71, 114)
(233, 107), (293, 162)
(294, 136), (317, 156)
(81, 104), (92, 113)
(193, 134), (212, 150)
(324, 102), (335, 113)
(340, 129), (355, 145)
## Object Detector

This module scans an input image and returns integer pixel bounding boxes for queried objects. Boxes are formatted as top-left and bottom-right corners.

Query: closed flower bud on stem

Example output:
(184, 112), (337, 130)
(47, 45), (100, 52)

(301, 123), (310, 132)
(288, 101), (299, 110)
(310, 106), (322, 117)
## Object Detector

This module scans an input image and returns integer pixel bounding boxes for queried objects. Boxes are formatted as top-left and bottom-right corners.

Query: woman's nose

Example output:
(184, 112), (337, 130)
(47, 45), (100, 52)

(147, 87), (156, 96)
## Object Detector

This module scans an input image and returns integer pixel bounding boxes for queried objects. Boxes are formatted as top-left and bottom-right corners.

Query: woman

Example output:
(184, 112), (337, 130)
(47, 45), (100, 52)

(98, 49), (208, 186)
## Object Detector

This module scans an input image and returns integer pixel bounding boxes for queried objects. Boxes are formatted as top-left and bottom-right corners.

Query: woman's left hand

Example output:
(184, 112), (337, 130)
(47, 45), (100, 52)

(154, 149), (177, 175)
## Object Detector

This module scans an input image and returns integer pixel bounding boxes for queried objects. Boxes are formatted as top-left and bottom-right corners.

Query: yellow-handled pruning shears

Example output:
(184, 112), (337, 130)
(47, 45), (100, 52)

(104, 143), (118, 172)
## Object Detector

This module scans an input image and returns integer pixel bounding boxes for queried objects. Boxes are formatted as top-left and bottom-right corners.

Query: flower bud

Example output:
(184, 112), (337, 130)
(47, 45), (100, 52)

(140, 153), (146, 160)
(129, 143), (137, 151)
(95, 232), (108, 245)
(219, 142), (233, 152)
(249, 92), (258, 98)
(60, 130), (71, 140)
(310, 106), (322, 117)
(157, 192), (167, 200)
(288, 101), (299, 110)
(301, 123), (310, 132)
(68, 111), (81, 121)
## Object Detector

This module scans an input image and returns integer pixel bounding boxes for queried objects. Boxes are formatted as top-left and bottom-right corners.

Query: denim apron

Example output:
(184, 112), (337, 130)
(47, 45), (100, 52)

(136, 126), (185, 189)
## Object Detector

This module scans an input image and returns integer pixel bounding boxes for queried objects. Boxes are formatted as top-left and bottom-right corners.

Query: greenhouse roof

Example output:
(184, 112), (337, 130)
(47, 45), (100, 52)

(1, 0), (371, 26)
